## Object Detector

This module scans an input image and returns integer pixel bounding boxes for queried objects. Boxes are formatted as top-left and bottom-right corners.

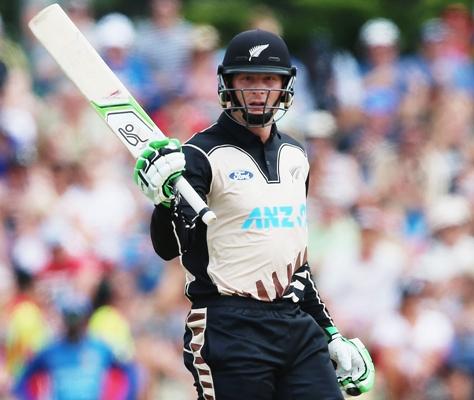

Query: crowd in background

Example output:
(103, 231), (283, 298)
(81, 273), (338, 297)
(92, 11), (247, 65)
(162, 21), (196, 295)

(1, 0), (474, 398)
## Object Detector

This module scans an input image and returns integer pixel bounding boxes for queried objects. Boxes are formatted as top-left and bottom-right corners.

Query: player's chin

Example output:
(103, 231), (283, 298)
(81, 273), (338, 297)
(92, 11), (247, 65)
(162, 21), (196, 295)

(247, 107), (266, 114)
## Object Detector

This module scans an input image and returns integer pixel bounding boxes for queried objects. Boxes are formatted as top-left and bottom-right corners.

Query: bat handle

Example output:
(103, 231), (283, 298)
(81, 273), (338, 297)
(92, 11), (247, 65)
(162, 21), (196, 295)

(174, 177), (217, 225)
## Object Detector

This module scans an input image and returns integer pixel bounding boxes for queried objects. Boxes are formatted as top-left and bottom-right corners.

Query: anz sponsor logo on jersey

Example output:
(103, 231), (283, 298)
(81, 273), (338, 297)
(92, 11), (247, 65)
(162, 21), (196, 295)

(242, 204), (307, 229)
(229, 169), (254, 181)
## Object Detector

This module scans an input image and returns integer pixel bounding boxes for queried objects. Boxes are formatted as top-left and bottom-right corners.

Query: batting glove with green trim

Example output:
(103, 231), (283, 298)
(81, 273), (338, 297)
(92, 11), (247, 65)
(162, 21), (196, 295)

(134, 138), (185, 206)
(326, 327), (375, 396)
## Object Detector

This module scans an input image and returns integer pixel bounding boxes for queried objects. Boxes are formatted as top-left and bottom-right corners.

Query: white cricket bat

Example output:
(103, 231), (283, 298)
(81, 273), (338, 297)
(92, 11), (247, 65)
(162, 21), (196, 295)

(28, 3), (216, 225)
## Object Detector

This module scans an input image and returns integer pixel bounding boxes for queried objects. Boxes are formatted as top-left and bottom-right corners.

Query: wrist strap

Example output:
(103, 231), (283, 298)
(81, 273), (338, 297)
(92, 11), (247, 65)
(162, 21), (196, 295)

(324, 326), (340, 342)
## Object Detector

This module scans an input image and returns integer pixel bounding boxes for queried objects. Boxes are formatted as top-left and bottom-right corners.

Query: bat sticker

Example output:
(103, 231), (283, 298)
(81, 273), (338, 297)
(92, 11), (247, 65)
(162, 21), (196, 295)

(118, 124), (148, 147)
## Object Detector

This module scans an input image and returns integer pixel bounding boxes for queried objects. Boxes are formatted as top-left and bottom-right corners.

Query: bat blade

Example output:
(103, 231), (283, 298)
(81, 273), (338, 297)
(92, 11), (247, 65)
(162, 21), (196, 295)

(28, 3), (157, 157)
(28, 3), (216, 224)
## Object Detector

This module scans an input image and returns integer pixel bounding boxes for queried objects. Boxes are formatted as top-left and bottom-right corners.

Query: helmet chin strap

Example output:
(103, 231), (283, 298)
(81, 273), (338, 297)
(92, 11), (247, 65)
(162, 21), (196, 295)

(241, 110), (274, 127)
(231, 91), (280, 127)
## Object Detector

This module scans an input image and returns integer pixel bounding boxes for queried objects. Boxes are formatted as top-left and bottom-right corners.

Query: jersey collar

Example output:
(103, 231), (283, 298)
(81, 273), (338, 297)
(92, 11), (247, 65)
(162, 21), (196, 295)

(219, 112), (280, 146)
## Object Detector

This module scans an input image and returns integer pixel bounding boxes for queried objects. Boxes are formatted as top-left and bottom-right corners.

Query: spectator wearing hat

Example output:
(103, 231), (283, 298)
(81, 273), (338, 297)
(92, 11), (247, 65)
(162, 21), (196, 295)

(358, 17), (404, 95)
(356, 18), (415, 140)
(414, 194), (474, 288)
(412, 18), (450, 89)
(95, 13), (155, 109)
(336, 19), (413, 190)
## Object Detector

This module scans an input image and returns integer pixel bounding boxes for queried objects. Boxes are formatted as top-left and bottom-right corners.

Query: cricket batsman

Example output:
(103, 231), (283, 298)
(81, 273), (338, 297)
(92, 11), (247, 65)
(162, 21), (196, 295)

(135, 28), (375, 399)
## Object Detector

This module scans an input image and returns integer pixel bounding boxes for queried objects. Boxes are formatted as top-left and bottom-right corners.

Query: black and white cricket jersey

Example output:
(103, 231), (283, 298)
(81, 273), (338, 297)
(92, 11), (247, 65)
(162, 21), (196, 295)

(151, 113), (334, 330)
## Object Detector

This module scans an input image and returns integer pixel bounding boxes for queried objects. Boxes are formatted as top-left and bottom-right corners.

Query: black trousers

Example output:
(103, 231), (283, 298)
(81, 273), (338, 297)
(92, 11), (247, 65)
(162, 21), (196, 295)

(183, 296), (343, 400)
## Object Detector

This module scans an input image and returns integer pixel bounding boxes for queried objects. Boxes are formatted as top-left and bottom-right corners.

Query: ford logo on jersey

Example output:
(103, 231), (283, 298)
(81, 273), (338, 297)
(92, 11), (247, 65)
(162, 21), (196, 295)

(229, 170), (254, 181)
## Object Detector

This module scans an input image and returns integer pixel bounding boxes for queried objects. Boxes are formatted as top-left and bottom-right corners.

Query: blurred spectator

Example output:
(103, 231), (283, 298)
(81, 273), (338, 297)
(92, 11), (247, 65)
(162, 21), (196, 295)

(438, 276), (474, 400)
(135, 0), (194, 110)
(304, 110), (362, 209)
(440, 3), (472, 60)
(0, 61), (17, 177)
(42, 157), (138, 263)
(414, 194), (474, 289)
(37, 233), (101, 305)
(408, 18), (450, 96)
(10, 210), (50, 276)
(182, 24), (221, 123)
(64, 0), (98, 42)
(304, 111), (362, 278)
(89, 275), (139, 400)
(429, 90), (474, 192)
(95, 13), (155, 107)
(119, 224), (165, 295)
(13, 292), (138, 400)
(152, 24), (222, 142)
(0, 13), (29, 72)
(35, 79), (117, 164)
(4, 268), (49, 380)
(456, 141), (474, 207)
(0, 127), (17, 178)
(331, 46), (365, 122)
(89, 275), (135, 363)
(22, 0), (97, 96)
(315, 204), (408, 341)
(353, 18), (413, 138)
(371, 279), (454, 399)
(152, 95), (212, 143)
(358, 121), (431, 250)
(0, 46), (37, 167)
(0, 58), (8, 95)
(304, 33), (336, 110)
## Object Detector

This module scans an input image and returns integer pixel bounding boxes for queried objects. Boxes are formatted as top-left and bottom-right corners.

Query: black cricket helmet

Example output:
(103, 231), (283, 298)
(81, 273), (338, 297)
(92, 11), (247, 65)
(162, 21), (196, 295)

(218, 29), (297, 127)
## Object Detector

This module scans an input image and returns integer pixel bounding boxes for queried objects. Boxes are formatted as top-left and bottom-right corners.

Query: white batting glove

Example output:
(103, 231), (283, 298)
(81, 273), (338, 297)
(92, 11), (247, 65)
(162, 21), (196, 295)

(134, 138), (185, 206)
(326, 328), (375, 396)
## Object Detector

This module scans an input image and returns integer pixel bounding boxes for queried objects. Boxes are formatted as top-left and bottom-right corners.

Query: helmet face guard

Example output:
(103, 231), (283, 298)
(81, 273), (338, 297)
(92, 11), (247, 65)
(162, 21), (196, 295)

(217, 29), (297, 128)
(217, 68), (296, 127)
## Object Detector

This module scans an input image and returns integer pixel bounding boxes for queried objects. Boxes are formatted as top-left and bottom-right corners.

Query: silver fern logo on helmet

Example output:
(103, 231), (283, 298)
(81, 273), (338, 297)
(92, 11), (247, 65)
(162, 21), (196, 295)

(248, 44), (269, 61)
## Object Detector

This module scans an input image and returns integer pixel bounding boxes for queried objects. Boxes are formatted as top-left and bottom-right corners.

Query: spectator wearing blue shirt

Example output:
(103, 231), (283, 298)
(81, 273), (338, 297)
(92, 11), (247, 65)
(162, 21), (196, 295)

(13, 294), (138, 400)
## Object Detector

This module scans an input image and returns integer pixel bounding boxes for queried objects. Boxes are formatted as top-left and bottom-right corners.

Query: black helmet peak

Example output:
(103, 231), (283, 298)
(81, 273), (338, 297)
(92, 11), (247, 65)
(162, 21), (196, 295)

(220, 29), (293, 76)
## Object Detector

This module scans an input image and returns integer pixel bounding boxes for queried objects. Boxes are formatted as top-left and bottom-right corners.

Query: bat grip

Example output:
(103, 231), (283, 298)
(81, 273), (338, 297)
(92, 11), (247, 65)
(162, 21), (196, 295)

(174, 177), (217, 225)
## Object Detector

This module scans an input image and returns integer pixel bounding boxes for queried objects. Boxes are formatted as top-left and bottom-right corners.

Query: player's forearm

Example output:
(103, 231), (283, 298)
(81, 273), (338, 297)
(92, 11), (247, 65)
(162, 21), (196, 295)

(150, 203), (191, 260)
(295, 263), (336, 330)
(300, 295), (335, 331)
